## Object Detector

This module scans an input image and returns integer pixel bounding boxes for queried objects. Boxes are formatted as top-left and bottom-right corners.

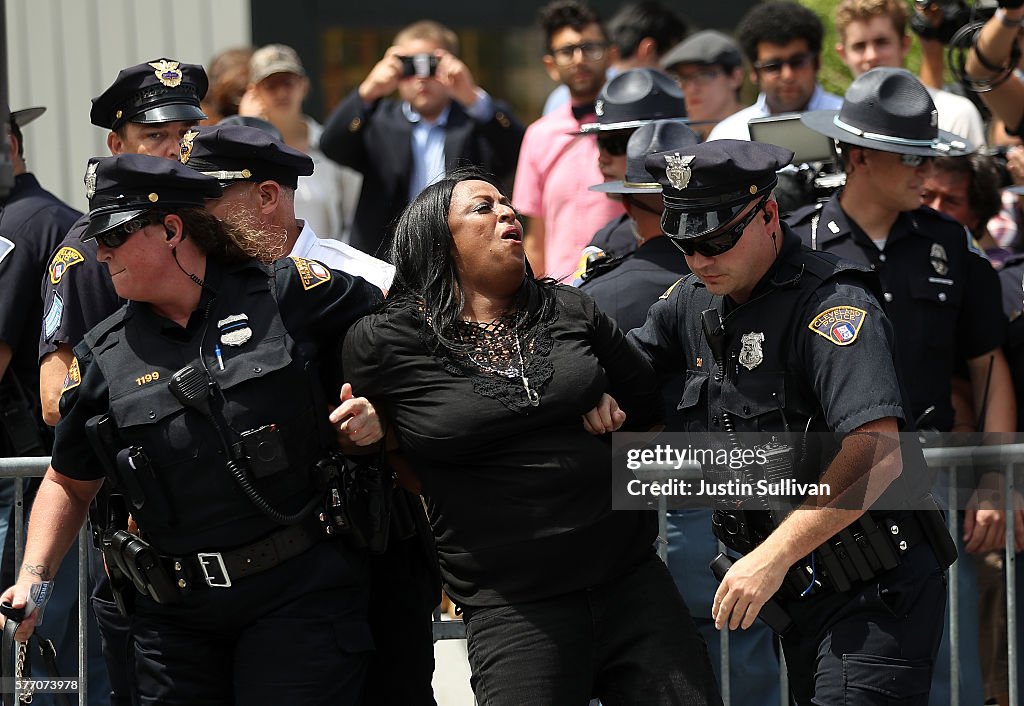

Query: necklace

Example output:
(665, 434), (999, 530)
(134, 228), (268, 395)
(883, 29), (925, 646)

(457, 313), (541, 407)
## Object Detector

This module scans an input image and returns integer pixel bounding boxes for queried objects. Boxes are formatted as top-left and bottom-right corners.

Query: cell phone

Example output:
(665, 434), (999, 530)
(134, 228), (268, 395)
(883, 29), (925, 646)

(400, 53), (438, 78)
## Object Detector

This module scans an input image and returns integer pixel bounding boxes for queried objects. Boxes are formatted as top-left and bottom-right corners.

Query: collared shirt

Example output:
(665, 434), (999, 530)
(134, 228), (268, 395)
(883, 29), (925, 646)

(291, 220), (395, 293)
(787, 196), (1006, 431)
(707, 84), (843, 142)
(404, 90), (495, 200)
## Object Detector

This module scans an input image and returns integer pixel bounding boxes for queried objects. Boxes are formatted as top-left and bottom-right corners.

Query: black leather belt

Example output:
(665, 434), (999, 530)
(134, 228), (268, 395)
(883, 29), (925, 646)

(166, 520), (326, 590)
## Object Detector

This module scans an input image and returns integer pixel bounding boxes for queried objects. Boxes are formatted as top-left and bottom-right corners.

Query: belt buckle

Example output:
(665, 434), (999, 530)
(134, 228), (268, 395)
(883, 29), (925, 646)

(197, 552), (232, 588)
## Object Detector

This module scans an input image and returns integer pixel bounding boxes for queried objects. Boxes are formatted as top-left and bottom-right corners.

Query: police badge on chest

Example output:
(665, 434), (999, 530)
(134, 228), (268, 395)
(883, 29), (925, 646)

(739, 332), (765, 371)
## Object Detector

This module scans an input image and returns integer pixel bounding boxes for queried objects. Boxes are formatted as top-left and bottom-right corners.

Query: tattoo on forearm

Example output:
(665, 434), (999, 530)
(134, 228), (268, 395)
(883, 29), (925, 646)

(22, 564), (51, 581)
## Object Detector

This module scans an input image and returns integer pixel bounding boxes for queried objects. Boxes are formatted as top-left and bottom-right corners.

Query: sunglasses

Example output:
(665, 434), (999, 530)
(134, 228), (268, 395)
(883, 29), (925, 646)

(675, 200), (767, 257)
(753, 52), (814, 75)
(550, 41), (609, 66)
(596, 132), (630, 156)
(899, 153), (933, 167)
(95, 215), (159, 249)
(673, 66), (725, 88)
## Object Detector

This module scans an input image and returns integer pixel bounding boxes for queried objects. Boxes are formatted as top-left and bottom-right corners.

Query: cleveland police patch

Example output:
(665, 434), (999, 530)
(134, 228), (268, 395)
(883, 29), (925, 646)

(808, 306), (867, 346)
(48, 246), (85, 284)
(62, 356), (81, 394)
(291, 256), (331, 291)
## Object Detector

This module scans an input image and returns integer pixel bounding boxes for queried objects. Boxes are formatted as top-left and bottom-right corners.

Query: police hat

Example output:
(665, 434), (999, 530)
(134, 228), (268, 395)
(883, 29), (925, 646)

(645, 139), (793, 240)
(577, 68), (686, 134)
(660, 31), (744, 72)
(91, 59), (208, 130)
(179, 124), (313, 189)
(10, 107), (45, 127)
(590, 119), (700, 194)
(801, 67), (973, 157)
(82, 153), (222, 241)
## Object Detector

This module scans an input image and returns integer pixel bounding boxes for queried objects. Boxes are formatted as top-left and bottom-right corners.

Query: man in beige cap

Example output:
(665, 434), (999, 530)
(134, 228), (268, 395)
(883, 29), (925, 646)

(241, 43), (363, 244)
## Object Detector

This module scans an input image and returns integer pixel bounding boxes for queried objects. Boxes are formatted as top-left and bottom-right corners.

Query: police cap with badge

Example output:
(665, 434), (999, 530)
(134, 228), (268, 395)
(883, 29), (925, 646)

(81, 154), (222, 241)
(91, 59), (208, 130)
(800, 67), (973, 159)
(645, 140), (793, 252)
(576, 67), (687, 137)
(179, 124), (314, 190)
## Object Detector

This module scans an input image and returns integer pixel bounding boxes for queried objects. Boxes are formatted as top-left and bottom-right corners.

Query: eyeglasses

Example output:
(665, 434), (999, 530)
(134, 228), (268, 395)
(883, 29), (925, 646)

(899, 153), (933, 168)
(675, 200), (767, 257)
(596, 132), (630, 156)
(550, 42), (609, 66)
(673, 67), (724, 87)
(95, 215), (158, 249)
(753, 52), (814, 75)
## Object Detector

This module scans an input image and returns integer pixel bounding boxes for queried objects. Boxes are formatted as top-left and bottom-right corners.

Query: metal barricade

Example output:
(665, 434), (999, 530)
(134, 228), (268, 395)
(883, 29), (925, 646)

(0, 456), (88, 706)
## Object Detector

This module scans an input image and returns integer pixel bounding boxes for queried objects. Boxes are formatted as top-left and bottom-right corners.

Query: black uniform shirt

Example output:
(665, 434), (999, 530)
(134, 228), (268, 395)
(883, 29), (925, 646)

(587, 213), (638, 259)
(629, 227), (906, 436)
(580, 236), (691, 333)
(38, 215), (122, 363)
(0, 174), (80, 388)
(788, 197), (1005, 431)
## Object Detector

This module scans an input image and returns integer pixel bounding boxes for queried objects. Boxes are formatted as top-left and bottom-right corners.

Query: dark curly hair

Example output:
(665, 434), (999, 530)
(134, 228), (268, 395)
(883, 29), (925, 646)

(538, 0), (605, 51)
(736, 1), (824, 64)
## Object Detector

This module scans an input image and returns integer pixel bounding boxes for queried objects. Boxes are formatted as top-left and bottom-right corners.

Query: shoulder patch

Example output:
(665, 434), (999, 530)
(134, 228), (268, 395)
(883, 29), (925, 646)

(48, 246), (85, 284)
(660, 277), (686, 300)
(43, 293), (64, 340)
(290, 256), (332, 291)
(62, 356), (81, 394)
(808, 305), (867, 346)
(0, 235), (14, 265)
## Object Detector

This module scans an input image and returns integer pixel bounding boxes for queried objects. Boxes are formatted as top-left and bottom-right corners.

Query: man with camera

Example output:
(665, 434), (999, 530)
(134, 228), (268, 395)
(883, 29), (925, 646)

(964, 0), (1024, 136)
(321, 20), (524, 258)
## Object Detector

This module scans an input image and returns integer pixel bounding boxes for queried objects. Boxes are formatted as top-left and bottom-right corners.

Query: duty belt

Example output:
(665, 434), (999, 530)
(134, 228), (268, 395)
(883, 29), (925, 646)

(166, 519), (325, 590)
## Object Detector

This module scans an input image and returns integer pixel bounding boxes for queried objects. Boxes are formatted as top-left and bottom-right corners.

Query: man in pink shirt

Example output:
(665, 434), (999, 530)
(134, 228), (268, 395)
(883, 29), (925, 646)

(515, 0), (624, 280)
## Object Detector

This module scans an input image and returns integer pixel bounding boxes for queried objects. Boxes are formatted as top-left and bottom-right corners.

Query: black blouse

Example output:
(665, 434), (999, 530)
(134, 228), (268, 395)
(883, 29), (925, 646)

(343, 284), (661, 606)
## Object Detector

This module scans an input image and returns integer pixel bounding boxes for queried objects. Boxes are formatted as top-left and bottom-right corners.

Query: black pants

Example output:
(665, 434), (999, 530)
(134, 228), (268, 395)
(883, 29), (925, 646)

(130, 540), (372, 706)
(780, 543), (947, 706)
(462, 553), (723, 706)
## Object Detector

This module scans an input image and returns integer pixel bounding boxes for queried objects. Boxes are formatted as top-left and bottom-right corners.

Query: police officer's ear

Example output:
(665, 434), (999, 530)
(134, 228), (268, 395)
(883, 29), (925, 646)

(256, 180), (282, 215)
(162, 214), (185, 244)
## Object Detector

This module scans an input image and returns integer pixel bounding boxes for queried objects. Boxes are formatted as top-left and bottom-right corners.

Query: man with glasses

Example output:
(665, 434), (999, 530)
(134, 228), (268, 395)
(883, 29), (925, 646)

(514, 0), (624, 279)
(791, 67), (1015, 706)
(321, 20), (523, 258)
(661, 31), (746, 141)
(629, 137), (953, 705)
(708, 1), (841, 142)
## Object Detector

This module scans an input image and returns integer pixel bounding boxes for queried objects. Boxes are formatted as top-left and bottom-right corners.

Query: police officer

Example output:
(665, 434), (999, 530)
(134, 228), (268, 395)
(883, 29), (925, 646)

(180, 123), (395, 291)
(2, 154), (383, 706)
(581, 68), (687, 260)
(183, 123), (436, 706)
(0, 106), (79, 456)
(583, 120), (781, 704)
(628, 139), (954, 704)
(40, 58), (209, 425)
(579, 118), (696, 330)
(791, 68), (1013, 704)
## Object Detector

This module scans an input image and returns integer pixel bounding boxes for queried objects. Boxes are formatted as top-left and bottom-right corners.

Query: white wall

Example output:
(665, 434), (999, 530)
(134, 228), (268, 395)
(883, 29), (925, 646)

(6, 0), (251, 211)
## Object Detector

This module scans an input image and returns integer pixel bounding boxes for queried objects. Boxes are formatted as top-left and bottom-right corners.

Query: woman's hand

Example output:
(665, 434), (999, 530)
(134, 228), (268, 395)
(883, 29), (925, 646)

(583, 393), (626, 435)
(329, 383), (384, 447)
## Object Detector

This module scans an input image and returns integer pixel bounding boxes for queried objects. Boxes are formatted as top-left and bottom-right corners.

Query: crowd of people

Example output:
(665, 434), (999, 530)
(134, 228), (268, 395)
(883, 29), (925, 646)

(0, 0), (1023, 704)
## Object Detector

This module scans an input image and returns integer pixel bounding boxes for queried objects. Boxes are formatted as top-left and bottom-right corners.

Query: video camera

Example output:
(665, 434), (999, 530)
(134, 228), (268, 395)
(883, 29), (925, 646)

(911, 0), (997, 44)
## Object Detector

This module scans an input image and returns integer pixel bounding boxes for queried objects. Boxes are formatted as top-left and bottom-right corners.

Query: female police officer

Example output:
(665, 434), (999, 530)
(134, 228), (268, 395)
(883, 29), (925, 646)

(1, 154), (383, 706)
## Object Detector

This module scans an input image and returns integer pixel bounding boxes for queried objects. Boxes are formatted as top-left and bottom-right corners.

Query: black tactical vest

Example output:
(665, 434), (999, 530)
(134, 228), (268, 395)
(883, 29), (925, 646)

(84, 260), (332, 555)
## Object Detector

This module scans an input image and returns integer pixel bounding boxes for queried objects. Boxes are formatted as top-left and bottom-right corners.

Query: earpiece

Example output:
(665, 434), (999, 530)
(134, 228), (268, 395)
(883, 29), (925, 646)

(165, 225), (175, 241)
(762, 211), (771, 225)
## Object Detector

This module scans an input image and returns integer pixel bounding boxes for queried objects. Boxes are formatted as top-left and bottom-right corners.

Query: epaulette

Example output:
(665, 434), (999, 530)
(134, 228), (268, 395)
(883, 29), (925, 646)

(659, 276), (688, 300)
(786, 200), (824, 225)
